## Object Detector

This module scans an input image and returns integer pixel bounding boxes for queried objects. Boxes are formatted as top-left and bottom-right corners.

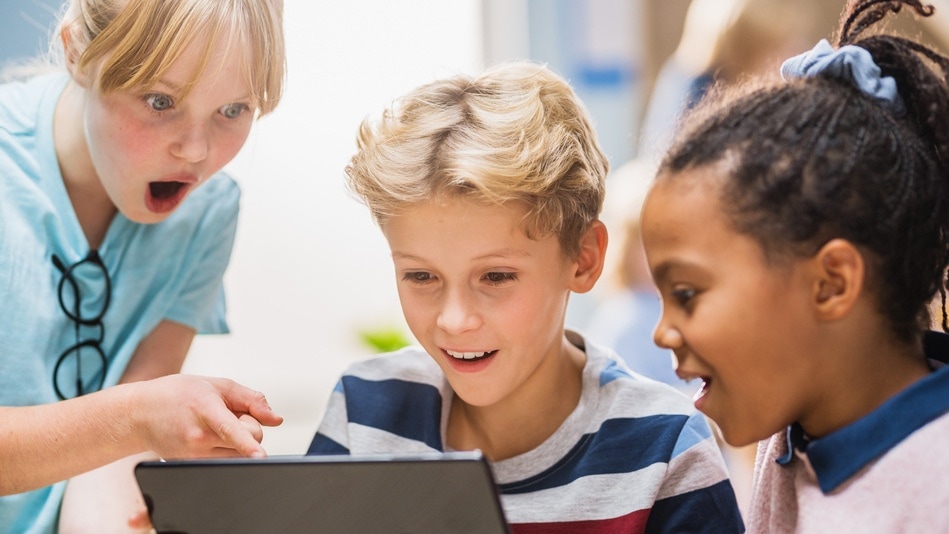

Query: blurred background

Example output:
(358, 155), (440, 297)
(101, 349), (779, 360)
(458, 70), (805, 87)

(4, 1), (949, 511)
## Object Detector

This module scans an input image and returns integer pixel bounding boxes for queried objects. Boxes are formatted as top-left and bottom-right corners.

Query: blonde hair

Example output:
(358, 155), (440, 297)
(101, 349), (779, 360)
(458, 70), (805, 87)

(346, 61), (609, 257)
(60, 0), (284, 115)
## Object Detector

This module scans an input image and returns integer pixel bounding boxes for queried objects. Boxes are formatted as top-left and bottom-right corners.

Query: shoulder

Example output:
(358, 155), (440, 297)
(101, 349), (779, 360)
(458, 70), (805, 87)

(0, 72), (68, 135)
(581, 337), (718, 459)
(184, 172), (241, 214)
(584, 336), (695, 418)
(330, 347), (447, 451)
(340, 346), (442, 385)
(867, 411), (949, 483)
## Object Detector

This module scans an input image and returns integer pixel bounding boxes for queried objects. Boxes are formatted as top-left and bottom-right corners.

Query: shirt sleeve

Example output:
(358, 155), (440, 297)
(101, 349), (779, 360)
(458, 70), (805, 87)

(646, 412), (746, 532)
(164, 175), (240, 334)
(307, 379), (352, 455)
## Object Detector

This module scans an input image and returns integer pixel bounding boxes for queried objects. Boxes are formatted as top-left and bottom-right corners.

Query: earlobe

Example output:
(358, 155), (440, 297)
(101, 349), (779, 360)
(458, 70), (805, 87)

(812, 238), (864, 320)
(570, 220), (608, 293)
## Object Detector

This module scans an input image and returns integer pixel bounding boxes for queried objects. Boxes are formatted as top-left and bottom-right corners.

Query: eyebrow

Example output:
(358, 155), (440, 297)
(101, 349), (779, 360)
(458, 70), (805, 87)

(650, 259), (699, 285)
(154, 78), (183, 92)
(391, 248), (531, 262)
(153, 78), (252, 102)
(474, 248), (530, 261)
(651, 262), (673, 284)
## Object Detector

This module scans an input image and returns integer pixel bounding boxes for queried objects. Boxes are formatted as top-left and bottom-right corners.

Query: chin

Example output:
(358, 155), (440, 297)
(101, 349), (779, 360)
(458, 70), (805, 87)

(718, 424), (775, 448)
(121, 206), (173, 225)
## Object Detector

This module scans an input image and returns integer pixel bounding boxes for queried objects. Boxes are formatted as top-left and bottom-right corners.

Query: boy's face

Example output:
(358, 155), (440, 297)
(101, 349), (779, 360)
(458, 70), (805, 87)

(641, 170), (822, 447)
(382, 198), (583, 409)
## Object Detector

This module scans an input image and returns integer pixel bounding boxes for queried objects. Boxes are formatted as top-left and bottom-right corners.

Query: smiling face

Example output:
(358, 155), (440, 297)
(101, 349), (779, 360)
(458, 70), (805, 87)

(382, 198), (588, 411)
(641, 168), (824, 446)
(78, 35), (255, 224)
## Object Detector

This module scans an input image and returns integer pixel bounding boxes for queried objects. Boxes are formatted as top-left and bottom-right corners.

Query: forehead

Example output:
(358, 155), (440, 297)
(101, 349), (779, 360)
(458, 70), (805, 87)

(383, 199), (559, 261)
(641, 169), (768, 278)
(642, 171), (725, 248)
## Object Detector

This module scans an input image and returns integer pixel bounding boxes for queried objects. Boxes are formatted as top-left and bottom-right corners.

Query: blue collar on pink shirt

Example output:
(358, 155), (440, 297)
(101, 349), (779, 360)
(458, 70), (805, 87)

(776, 331), (949, 493)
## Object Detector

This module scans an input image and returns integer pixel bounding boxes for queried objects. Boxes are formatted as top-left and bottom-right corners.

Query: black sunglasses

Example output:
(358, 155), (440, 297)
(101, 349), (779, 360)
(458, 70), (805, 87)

(51, 250), (112, 400)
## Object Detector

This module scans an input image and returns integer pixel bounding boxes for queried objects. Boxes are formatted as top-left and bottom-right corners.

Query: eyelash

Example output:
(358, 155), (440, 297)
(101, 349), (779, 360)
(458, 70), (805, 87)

(483, 272), (516, 286)
(402, 272), (434, 286)
(220, 103), (250, 119)
(671, 286), (697, 308)
(142, 93), (250, 119)
(399, 271), (517, 287)
(144, 93), (174, 114)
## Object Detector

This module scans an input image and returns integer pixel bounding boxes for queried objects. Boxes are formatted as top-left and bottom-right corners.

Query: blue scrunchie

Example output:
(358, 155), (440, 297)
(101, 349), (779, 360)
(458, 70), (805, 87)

(781, 39), (905, 115)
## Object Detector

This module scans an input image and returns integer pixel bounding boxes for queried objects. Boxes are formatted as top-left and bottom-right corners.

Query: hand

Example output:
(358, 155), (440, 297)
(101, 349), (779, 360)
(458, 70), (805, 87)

(132, 375), (283, 460)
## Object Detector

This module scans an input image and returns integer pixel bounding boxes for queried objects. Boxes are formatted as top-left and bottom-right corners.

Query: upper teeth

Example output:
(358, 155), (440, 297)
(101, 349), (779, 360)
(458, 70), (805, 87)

(447, 350), (488, 360)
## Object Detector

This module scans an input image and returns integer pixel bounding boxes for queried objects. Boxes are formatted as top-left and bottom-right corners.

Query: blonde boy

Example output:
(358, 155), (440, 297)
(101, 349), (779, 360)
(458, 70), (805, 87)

(309, 62), (743, 532)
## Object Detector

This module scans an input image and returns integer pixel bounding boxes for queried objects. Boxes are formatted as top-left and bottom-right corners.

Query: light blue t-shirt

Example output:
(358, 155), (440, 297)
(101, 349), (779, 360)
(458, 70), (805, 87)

(0, 73), (240, 533)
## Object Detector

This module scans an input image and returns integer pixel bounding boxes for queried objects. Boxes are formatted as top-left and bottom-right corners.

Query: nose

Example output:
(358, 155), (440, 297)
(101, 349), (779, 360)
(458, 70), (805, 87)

(171, 121), (209, 163)
(436, 287), (481, 334)
(653, 316), (683, 351)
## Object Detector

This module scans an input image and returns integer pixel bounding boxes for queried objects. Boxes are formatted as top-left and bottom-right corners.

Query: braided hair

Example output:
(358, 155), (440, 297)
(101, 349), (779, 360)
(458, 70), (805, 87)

(657, 0), (949, 344)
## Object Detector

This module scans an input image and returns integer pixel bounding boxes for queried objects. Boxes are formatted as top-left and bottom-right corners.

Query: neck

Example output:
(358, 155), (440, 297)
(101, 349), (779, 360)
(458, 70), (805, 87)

(446, 338), (586, 461)
(799, 325), (930, 439)
(54, 80), (116, 249)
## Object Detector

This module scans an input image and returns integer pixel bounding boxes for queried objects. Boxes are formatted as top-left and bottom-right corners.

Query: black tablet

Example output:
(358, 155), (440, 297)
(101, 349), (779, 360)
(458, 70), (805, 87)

(135, 450), (509, 534)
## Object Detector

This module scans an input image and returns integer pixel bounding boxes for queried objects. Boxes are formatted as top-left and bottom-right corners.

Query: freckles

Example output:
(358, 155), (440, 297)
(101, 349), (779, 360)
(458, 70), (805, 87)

(101, 106), (154, 155)
(119, 126), (158, 158)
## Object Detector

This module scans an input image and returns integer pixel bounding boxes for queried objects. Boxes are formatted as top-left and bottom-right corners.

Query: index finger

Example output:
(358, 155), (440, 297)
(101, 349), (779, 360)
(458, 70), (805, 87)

(210, 378), (284, 427)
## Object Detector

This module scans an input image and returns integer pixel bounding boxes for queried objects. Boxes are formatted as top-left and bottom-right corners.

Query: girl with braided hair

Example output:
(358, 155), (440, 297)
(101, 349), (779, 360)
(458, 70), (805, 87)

(640, 0), (949, 530)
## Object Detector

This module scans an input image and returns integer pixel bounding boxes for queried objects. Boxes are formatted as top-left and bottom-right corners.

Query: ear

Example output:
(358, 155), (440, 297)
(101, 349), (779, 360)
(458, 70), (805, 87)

(570, 220), (608, 294)
(811, 238), (865, 321)
(61, 25), (90, 87)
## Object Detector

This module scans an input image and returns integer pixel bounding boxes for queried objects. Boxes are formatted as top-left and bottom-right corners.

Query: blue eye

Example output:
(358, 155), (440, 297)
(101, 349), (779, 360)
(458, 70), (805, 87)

(220, 103), (249, 119)
(144, 93), (174, 112)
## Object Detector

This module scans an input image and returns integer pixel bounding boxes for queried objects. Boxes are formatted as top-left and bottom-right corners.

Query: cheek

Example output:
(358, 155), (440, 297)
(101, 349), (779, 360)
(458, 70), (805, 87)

(89, 106), (158, 165)
(115, 123), (158, 158)
(500, 290), (558, 338)
(396, 289), (431, 329)
(210, 125), (253, 167)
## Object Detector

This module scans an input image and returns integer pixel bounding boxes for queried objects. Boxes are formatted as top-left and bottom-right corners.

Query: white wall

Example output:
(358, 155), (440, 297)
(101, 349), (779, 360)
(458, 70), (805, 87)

(182, 0), (484, 455)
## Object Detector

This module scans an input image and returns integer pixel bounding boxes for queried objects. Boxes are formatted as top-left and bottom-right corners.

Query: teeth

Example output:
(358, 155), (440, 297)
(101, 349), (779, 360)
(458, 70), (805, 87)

(447, 350), (488, 360)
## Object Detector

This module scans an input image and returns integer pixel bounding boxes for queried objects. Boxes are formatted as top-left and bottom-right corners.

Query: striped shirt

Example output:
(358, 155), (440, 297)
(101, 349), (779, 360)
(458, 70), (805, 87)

(308, 333), (744, 533)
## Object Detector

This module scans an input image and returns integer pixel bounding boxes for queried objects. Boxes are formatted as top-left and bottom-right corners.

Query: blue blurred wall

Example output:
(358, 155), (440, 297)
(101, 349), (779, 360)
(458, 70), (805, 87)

(1, 0), (63, 66)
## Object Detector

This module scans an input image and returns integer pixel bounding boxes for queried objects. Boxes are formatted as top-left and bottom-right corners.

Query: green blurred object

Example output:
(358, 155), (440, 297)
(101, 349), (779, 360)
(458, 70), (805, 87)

(358, 327), (412, 353)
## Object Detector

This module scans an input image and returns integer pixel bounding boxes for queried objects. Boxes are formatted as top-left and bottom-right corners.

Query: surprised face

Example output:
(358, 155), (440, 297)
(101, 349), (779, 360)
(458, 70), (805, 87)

(641, 170), (822, 446)
(79, 35), (255, 223)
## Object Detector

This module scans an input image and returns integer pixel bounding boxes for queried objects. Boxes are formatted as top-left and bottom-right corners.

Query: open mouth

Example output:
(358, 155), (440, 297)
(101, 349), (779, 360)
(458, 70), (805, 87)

(150, 181), (186, 200)
(693, 377), (711, 402)
(146, 180), (191, 214)
(446, 350), (497, 362)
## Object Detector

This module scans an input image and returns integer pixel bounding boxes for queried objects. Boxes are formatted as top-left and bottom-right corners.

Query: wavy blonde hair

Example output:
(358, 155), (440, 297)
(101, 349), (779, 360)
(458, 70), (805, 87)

(59, 0), (284, 115)
(346, 61), (609, 257)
